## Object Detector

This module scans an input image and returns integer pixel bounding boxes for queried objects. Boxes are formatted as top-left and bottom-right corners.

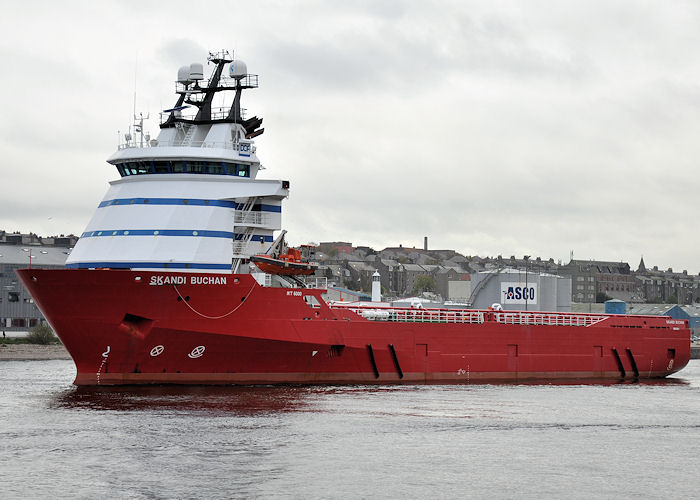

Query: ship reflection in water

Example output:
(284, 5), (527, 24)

(49, 375), (688, 414)
(51, 385), (315, 414)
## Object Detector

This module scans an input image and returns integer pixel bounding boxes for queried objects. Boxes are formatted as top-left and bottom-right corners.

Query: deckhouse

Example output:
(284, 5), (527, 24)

(66, 51), (288, 273)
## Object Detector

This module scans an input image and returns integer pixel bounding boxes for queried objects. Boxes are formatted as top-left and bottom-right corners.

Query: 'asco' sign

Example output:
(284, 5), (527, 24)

(501, 282), (538, 305)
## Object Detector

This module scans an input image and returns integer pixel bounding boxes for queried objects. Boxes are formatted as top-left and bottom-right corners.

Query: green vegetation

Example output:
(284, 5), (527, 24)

(348, 279), (362, 292)
(25, 324), (60, 345)
(1, 337), (25, 345)
(412, 275), (436, 295)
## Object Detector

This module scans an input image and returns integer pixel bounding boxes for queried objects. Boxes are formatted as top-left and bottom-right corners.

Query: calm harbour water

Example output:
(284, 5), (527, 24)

(1, 360), (700, 499)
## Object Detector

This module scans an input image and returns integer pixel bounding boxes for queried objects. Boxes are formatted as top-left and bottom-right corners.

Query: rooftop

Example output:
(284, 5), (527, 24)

(0, 244), (72, 266)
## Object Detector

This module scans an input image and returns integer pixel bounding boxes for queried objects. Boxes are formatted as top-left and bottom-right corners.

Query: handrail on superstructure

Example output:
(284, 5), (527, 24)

(174, 74), (259, 94)
(305, 276), (328, 289)
(234, 211), (270, 225)
(159, 106), (249, 126)
(117, 140), (239, 151)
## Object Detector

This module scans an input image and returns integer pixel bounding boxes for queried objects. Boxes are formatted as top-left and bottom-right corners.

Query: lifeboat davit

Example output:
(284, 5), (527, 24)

(251, 247), (318, 276)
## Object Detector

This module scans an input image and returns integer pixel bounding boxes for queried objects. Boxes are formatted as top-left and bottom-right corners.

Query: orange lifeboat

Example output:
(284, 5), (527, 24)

(251, 246), (318, 276)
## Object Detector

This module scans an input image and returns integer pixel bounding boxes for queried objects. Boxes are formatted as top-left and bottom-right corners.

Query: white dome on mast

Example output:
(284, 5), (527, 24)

(230, 60), (247, 80)
(177, 66), (191, 84)
(189, 63), (204, 80)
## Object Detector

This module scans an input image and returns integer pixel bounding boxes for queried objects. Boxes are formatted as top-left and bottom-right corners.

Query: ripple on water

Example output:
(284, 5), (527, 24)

(1, 359), (699, 498)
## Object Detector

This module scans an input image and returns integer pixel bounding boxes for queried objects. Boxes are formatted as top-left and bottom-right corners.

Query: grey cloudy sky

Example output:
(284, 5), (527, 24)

(1, 1), (699, 272)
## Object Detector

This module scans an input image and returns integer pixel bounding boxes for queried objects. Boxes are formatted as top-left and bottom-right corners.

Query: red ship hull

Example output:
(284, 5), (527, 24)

(17, 268), (691, 386)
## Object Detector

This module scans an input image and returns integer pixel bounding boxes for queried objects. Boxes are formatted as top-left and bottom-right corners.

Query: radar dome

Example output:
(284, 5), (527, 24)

(229, 60), (247, 79)
(189, 62), (204, 80)
(177, 65), (191, 83)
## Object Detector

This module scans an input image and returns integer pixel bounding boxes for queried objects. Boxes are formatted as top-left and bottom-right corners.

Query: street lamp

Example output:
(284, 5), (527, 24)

(524, 255), (530, 311)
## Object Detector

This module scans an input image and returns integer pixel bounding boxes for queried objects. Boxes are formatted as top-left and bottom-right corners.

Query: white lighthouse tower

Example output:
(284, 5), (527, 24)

(371, 271), (381, 302)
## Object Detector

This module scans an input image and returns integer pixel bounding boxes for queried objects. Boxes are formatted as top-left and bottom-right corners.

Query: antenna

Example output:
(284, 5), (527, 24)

(133, 111), (150, 148)
(130, 53), (152, 148)
(133, 55), (137, 130)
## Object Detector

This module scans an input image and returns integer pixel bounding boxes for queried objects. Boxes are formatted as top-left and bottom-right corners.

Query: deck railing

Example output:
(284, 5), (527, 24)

(329, 304), (609, 327)
(493, 311), (608, 327)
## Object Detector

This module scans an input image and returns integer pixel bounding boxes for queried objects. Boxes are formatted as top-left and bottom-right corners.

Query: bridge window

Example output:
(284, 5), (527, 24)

(120, 161), (153, 176)
(115, 160), (250, 178)
(155, 160), (173, 173)
(189, 161), (206, 174)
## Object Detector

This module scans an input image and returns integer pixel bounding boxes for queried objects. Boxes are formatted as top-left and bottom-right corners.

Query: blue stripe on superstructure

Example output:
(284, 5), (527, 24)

(98, 198), (238, 208)
(233, 203), (281, 213)
(233, 202), (281, 213)
(234, 234), (274, 242)
(96, 198), (283, 213)
(65, 262), (232, 270)
(259, 204), (282, 213)
(80, 229), (235, 239)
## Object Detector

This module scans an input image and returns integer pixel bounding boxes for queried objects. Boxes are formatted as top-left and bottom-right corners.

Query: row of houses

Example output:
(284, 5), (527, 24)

(557, 257), (700, 304)
(320, 257), (472, 301)
(317, 242), (700, 305)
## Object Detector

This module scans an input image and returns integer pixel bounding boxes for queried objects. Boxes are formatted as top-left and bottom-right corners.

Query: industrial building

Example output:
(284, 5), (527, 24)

(469, 268), (571, 312)
(1, 244), (71, 331)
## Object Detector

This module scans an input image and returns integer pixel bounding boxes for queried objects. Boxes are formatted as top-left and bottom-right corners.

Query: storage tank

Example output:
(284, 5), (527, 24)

(469, 268), (571, 312)
(605, 299), (627, 315)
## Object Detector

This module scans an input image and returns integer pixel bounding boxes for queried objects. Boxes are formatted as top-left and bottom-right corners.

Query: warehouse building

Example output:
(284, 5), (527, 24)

(1, 245), (71, 331)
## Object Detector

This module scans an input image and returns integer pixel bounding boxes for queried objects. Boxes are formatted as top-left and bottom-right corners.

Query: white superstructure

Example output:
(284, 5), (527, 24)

(66, 51), (288, 273)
